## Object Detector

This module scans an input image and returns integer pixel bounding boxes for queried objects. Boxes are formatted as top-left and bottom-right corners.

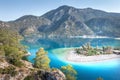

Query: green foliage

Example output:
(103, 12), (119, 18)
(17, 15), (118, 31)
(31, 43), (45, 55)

(8, 58), (24, 67)
(0, 28), (27, 67)
(0, 66), (18, 77)
(61, 65), (77, 80)
(96, 77), (103, 80)
(34, 48), (50, 70)
(24, 75), (34, 80)
(4, 44), (24, 67)
(4, 46), (22, 59)
(75, 48), (81, 54)
(22, 56), (28, 61)
(75, 43), (114, 56)
(87, 49), (98, 56)
(0, 46), (5, 56)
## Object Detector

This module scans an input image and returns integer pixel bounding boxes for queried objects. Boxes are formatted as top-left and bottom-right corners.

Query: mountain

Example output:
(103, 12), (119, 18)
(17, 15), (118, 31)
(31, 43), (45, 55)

(0, 5), (120, 38)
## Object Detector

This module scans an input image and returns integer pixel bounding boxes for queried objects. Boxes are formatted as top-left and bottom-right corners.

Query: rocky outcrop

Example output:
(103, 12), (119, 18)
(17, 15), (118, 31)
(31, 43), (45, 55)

(35, 69), (66, 80)
(0, 60), (66, 80)
(0, 60), (34, 80)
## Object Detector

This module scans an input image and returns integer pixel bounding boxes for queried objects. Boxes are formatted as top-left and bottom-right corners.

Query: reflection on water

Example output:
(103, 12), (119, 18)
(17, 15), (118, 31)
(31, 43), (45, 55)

(22, 38), (120, 50)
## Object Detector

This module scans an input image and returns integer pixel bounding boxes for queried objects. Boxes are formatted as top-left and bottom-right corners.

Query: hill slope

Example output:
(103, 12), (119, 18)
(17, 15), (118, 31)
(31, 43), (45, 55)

(0, 5), (120, 38)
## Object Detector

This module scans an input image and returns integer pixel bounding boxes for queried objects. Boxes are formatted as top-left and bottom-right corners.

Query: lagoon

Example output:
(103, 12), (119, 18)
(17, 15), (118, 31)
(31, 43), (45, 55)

(22, 38), (120, 80)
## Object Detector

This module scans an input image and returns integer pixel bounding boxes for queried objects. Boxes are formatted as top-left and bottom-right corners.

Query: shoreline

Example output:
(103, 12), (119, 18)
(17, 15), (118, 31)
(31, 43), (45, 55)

(65, 50), (120, 62)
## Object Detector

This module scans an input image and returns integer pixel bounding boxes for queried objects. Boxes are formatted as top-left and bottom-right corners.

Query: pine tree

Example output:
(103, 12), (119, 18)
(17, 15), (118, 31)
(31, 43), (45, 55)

(34, 48), (50, 70)
(61, 65), (77, 80)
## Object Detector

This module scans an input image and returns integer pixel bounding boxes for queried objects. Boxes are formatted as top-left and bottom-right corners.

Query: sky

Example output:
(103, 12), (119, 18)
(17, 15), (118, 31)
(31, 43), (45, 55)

(0, 0), (120, 21)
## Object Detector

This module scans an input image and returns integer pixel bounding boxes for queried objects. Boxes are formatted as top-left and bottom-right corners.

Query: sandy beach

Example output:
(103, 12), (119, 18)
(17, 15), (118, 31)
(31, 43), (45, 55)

(66, 50), (120, 62)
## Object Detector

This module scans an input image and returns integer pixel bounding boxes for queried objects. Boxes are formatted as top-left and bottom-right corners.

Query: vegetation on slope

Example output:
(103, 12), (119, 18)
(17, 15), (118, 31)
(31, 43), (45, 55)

(0, 28), (33, 80)
(0, 28), (27, 67)
(0, 66), (17, 77)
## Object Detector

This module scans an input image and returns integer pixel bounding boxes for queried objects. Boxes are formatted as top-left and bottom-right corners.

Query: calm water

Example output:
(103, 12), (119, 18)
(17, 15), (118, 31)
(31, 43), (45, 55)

(22, 38), (120, 80)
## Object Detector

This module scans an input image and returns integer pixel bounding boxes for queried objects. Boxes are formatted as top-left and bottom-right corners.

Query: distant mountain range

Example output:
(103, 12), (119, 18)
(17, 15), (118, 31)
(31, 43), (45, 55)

(0, 5), (120, 38)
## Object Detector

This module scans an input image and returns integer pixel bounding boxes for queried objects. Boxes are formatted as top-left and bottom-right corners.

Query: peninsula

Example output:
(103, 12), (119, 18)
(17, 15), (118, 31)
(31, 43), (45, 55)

(65, 43), (120, 62)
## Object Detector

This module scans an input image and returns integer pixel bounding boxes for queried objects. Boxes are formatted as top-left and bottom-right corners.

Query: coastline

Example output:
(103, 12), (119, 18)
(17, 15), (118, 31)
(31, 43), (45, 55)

(65, 50), (120, 62)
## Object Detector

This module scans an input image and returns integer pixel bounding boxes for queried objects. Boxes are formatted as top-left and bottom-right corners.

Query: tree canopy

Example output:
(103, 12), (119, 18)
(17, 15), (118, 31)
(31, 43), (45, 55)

(34, 48), (50, 70)
(61, 65), (77, 80)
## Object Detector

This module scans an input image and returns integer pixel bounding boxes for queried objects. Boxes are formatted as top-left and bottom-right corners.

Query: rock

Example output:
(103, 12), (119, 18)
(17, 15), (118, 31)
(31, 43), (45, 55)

(34, 69), (66, 80)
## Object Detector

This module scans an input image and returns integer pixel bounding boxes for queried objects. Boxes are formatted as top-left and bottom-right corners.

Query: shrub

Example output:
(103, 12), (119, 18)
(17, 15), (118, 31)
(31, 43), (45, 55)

(0, 66), (18, 77)
(24, 75), (34, 80)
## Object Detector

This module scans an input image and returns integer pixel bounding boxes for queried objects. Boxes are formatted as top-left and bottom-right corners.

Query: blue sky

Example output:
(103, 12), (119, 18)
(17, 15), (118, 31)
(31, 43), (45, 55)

(0, 0), (120, 21)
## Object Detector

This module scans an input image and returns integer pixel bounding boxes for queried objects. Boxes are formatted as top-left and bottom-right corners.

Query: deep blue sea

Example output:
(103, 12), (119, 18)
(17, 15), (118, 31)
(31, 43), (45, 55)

(22, 38), (120, 80)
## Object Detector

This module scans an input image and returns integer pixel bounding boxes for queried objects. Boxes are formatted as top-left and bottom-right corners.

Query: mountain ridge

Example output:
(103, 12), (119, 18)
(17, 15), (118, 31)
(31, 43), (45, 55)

(0, 5), (120, 38)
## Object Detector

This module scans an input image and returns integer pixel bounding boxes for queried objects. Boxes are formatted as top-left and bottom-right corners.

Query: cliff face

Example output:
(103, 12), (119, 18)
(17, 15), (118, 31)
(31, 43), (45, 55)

(0, 5), (120, 38)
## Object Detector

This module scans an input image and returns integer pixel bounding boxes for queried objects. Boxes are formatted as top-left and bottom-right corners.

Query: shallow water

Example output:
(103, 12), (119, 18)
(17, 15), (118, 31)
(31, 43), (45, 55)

(22, 38), (120, 80)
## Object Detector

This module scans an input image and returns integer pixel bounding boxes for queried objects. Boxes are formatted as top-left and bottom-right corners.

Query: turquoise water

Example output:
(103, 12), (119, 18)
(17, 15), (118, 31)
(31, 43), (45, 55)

(22, 38), (120, 80)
